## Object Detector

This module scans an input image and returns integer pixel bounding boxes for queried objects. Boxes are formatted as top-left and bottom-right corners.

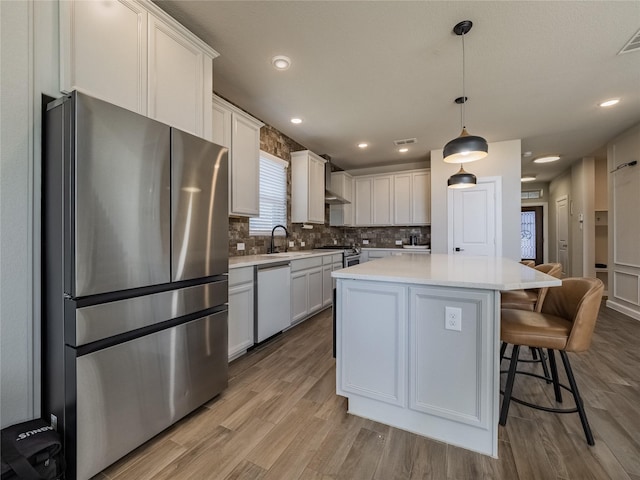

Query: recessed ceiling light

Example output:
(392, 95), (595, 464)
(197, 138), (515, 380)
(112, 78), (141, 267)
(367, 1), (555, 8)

(358, 143), (368, 148)
(398, 148), (409, 153)
(599, 98), (619, 107)
(272, 55), (291, 70)
(521, 175), (536, 182)
(533, 155), (561, 163)
(290, 118), (302, 124)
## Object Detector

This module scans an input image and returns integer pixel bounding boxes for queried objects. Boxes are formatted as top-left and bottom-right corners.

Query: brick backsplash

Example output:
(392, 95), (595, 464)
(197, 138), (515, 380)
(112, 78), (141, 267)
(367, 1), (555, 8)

(227, 106), (431, 257)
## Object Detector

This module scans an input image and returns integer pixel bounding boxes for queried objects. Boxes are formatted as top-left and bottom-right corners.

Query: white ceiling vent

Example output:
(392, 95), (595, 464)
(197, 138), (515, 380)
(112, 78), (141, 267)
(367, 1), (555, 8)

(393, 138), (417, 146)
(618, 27), (640, 55)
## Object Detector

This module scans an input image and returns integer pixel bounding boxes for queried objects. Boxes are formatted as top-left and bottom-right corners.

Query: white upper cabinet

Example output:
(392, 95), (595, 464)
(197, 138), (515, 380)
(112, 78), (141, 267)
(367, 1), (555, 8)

(354, 175), (393, 226)
(147, 15), (212, 139)
(329, 172), (354, 226)
(291, 150), (327, 224)
(394, 170), (431, 225)
(60, 0), (218, 140)
(211, 95), (264, 217)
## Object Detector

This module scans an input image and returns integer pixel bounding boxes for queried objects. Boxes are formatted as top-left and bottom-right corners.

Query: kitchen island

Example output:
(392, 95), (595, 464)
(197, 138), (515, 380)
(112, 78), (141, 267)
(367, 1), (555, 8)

(331, 253), (561, 457)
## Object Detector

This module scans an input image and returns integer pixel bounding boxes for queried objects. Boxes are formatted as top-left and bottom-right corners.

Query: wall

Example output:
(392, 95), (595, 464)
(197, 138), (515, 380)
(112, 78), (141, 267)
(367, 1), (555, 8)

(548, 169), (572, 272)
(570, 157), (595, 277)
(0, 0), (58, 427)
(607, 123), (640, 321)
(430, 139), (522, 260)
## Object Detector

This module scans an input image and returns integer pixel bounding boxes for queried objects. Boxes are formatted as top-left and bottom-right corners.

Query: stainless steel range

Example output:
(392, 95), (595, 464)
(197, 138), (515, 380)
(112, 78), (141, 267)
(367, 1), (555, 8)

(316, 245), (361, 267)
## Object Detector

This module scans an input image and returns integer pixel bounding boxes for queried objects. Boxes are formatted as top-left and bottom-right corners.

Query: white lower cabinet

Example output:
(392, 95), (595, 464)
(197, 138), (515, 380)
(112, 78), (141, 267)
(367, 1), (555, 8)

(290, 256), (328, 325)
(337, 281), (407, 406)
(228, 267), (254, 360)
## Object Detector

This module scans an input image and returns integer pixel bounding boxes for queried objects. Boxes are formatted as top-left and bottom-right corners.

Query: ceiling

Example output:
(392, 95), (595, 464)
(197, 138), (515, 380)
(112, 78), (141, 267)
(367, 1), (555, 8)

(155, 1), (640, 182)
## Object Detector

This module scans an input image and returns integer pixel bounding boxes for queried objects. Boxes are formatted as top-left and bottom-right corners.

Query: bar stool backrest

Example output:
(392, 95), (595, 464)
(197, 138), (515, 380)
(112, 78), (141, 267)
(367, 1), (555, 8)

(532, 263), (563, 312)
(541, 277), (604, 352)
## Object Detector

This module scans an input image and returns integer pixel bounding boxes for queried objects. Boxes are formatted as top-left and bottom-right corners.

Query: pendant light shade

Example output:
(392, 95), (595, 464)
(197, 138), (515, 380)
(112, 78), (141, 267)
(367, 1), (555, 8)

(443, 20), (488, 165)
(443, 128), (488, 163)
(447, 165), (477, 189)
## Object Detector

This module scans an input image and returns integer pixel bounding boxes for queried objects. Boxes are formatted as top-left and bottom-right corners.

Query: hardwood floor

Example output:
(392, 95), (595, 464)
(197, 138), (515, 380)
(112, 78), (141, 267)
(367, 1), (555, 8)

(94, 302), (640, 479)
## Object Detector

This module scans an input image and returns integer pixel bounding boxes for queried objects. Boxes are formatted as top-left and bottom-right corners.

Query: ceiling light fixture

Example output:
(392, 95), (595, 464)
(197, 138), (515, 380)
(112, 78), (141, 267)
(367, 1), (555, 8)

(599, 98), (619, 107)
(448, 166), (477, 189)
(358, 143), (368, 148)
(290, 118), (302, 124)
(521, 175), (537, 182)
(444, 20), (487, 189)
(272, 55), (291, 70)
(399, 148), (409, 153)
(533, 155), (560, 163)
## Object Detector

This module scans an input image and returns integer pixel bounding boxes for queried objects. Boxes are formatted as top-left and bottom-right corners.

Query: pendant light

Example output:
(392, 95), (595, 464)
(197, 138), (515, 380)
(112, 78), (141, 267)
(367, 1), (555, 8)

(447, 165), (477, 189)
(444, 20), (488, 188)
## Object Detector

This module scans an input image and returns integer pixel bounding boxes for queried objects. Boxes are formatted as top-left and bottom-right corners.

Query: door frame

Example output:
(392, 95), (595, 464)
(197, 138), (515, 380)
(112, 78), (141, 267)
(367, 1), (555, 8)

(555, 195), (570, 277)
(447, 176), (502, 257)
(522, 202), (549, 263)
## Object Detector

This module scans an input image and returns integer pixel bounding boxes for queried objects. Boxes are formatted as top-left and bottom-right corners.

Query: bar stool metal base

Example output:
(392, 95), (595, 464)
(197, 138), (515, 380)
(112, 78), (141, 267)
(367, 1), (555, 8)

(499, 344), (595, 446)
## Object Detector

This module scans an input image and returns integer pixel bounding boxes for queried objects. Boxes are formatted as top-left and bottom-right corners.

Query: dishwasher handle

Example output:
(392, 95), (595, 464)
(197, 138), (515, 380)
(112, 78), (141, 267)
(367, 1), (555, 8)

(256, 261), (290, 271)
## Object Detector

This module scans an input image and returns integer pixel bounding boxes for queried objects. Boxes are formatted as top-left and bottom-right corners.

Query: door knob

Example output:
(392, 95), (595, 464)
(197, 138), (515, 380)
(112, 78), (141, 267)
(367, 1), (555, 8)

(455, 247), (464, 252)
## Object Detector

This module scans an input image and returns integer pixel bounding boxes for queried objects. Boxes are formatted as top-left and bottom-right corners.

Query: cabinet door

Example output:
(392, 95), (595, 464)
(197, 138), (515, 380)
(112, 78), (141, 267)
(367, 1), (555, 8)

(394, 173), (412, 225)
(60, 0), (148, 114)
(308, 156), (326, 223)
(412, 171), (431, 224)
(148, 15), (205, 137)
(355, 178), (372, 225)
(307, 267), (324, 314)
(211, 101), (232, 148)
(373, 175), (393, 225)
(338, 281), (407, 406)
(230, 114), (261, 216)
(291, 271), (308, 324)
(228, 282), (254, 360)
(322, 265), (333, 307)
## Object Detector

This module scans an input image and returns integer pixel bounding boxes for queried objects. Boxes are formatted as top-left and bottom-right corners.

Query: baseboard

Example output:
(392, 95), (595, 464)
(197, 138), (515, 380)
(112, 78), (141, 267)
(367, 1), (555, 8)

(606, 299), (640, 322)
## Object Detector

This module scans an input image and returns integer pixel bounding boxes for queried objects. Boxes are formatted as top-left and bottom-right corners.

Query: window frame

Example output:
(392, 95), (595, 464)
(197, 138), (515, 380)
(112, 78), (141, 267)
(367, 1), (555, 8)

(249, 150), (288, 236)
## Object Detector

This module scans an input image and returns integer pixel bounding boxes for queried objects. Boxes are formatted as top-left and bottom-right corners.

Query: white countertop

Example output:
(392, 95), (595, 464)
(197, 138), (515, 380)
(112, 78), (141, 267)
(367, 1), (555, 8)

(331, 253), (561, 291)
(229, 249), (343, 269)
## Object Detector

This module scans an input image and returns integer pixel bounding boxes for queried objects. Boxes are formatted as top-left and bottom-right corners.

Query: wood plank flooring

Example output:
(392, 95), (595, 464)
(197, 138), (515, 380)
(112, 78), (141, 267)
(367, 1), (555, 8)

(94, 302), (640, 479)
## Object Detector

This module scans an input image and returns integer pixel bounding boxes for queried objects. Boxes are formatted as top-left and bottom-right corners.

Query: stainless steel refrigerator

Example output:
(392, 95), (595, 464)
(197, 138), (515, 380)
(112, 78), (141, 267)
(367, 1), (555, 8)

(42, 92), (229, 480)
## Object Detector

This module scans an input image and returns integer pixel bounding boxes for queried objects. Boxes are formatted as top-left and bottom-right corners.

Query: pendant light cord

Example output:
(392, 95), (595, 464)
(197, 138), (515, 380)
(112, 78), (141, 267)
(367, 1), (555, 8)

(461, 31), (466, 130)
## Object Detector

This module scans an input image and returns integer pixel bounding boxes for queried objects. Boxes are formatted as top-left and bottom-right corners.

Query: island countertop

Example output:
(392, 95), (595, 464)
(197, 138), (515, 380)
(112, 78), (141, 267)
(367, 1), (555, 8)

(331, 253), (561, 291)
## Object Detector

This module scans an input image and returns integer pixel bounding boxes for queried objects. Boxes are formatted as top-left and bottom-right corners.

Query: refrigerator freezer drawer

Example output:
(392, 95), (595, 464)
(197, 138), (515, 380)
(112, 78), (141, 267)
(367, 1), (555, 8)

(73, 280), (228, 346)
(75, 311), (228, 480)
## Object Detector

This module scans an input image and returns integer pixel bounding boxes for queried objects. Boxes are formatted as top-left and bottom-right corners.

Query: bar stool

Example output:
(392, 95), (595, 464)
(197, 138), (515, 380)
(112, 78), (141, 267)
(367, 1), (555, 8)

(500, 263), (563, 377)
(519, 260), (535, 267)
(499, 277), (604, 445)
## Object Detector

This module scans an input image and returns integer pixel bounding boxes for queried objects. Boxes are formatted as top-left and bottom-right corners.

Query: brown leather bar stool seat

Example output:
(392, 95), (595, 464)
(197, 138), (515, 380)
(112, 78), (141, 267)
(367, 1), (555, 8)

(500, 263), (563, 378)
(500, 277), (604, 445)
(519, 260), (535, 267)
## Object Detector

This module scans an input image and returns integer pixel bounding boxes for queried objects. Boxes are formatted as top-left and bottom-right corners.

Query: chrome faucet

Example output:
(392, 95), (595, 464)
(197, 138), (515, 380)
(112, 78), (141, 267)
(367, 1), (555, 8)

(268, 224), (289, 253)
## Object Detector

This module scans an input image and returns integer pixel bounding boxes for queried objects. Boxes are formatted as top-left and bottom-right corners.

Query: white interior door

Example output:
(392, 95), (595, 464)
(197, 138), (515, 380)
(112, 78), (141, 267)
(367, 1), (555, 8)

(448, 178), (500, 257)
(556, 195), (569, 276)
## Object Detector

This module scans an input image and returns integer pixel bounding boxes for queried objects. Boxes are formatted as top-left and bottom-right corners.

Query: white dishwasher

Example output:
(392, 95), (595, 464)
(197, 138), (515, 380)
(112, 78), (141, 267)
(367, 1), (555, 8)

(255, 261), (291, 343)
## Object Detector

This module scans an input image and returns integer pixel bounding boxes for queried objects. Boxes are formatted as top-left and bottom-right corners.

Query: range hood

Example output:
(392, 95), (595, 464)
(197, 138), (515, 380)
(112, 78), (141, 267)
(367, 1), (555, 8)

(324, 158), (350, 205)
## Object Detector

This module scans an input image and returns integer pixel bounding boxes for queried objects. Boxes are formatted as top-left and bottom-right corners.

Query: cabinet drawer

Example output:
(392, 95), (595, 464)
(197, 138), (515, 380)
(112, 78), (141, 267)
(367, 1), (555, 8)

(291, 257), (323, 272)
(322, 253), (343, 265)
(229, 266), (254, 287)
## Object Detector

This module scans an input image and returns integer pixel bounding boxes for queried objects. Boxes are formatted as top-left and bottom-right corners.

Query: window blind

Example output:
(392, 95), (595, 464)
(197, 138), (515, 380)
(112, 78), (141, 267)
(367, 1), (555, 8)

(249, 154), (287, 236)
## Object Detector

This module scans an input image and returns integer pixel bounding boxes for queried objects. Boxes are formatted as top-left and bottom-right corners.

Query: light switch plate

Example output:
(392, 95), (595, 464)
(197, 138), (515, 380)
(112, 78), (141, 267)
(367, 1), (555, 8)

(395, 240), (402, 245)
(362, 239), (369, 245)
(237, 242), (245, 251)
(301, 241), (305, 247)
(289, 241), (294, 247)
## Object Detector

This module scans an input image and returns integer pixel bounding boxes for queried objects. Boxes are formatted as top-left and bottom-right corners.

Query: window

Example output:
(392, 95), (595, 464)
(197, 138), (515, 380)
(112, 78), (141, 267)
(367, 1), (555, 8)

(249, 151), (288, 236)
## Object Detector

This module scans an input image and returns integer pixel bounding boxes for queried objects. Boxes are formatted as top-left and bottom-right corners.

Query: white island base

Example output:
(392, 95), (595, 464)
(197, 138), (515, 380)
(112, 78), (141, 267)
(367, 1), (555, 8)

(332, 254), (561, 457)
